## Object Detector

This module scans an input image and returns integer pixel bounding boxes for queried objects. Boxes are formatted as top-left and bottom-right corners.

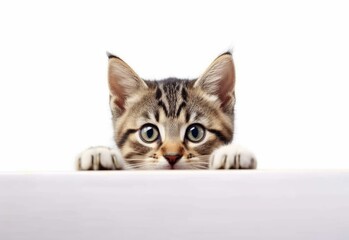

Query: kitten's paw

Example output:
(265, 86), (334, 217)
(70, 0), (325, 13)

(209, 144), (257, 169)
(76, 146), (125, 170)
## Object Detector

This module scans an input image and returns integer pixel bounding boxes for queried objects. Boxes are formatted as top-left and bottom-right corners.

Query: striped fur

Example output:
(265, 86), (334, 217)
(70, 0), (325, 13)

(108, 52), (236, 169)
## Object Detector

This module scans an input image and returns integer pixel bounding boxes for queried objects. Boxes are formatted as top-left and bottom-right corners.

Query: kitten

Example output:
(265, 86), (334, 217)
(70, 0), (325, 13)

(76, 52), (256, 170)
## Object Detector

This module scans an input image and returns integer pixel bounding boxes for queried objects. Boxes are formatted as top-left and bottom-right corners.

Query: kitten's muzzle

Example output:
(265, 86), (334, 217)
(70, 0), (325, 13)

(164, 153), (182, 167)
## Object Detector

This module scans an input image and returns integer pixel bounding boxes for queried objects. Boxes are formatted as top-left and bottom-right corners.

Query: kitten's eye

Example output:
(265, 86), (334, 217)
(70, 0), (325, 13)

(140, 124), (160, 143)
(186, 124), (205, 143)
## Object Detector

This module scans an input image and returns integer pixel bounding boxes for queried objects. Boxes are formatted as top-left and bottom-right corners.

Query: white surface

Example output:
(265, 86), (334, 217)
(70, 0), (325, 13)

(0, 171), (348, 239)
(1, 1), (349, 171)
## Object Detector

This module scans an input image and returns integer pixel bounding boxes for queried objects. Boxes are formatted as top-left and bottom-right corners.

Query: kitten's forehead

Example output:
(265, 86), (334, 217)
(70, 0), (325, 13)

(143, 78), (221, 126)
(150, 78), (192, 119)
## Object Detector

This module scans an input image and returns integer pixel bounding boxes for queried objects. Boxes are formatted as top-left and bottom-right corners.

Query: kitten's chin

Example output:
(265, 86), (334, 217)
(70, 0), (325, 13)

(155, 165), (178, 170)
(142, 163), (195, 170)
(155, 161), (190, 170)
(149, 158), (204, 170)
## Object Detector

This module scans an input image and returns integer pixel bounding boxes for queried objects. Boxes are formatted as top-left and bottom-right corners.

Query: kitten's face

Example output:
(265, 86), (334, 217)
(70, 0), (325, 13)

(108, 53), (235, 169)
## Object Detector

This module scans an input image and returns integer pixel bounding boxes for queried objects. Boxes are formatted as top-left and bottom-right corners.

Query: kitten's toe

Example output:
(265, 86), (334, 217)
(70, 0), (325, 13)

(76, 146), (125, 170)
(209, 144), (257, 169)
(238, 150), (257, 169)
(209, 151), (228, 169)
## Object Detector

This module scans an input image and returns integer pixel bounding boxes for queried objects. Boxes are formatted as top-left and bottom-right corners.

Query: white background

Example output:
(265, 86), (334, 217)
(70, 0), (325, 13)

(0, 1), (348, 171)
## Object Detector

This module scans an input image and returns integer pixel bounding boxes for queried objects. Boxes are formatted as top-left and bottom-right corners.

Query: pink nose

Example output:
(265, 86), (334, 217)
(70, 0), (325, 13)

(164, 154), (182, 166)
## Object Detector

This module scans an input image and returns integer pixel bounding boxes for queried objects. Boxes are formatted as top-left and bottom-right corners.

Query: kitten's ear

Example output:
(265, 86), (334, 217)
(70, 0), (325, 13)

(108, 53), (148, 115)
(194, 52), (235, 109)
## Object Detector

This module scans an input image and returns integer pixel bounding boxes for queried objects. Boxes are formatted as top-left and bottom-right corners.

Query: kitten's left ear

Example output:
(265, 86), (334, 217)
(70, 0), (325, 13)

(194, 52), (235, 109)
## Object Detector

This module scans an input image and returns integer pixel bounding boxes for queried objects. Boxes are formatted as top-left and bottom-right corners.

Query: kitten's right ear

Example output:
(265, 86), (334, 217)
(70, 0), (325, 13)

(107, 53), (148, 116)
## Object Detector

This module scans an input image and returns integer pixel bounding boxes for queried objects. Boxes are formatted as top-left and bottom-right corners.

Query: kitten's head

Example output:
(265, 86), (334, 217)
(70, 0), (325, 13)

(108, 52), (235, 169)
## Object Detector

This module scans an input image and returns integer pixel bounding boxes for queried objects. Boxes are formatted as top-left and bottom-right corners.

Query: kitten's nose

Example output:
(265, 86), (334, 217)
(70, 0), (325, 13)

(164, 154), (182, 166)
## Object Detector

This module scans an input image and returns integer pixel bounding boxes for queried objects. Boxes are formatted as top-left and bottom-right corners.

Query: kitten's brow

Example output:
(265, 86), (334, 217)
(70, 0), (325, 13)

(185, 110), (191, 123)
(154, 110), (159, 122)
(142, 111), (150, 120)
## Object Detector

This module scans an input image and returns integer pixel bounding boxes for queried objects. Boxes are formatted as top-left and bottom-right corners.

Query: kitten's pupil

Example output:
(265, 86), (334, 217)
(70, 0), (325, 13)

(146, 128), (154, 138)
(191, 127), (199, 138)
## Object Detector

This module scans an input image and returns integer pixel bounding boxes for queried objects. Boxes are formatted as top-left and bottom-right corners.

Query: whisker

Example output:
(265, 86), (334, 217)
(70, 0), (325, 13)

(122, 154), (212, 170)
(125, 162), (156, 170)
(191, 165), (209, 170)
(126, 162), (148, 167)
(190, 160), (209, 165)
(196, 163), (209, 167)
(191, 164), (209, 169)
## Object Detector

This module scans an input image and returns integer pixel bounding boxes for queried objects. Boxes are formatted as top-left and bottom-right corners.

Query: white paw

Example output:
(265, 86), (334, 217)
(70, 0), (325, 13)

(76, 146), (125, 170)
(209, 144), (257, 169)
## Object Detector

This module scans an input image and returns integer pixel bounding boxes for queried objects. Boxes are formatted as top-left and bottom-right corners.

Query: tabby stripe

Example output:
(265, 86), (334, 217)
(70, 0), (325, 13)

(154, 110), (160, 122)
(176, 102), (186, 117)
(117, 129), (138, 147)
(155, 87), (162, 100)
(158, 100), (169, 116)
(207, 129), (229, 144)
(185, 110), (191, 123)
(181, 87), (188, 101)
